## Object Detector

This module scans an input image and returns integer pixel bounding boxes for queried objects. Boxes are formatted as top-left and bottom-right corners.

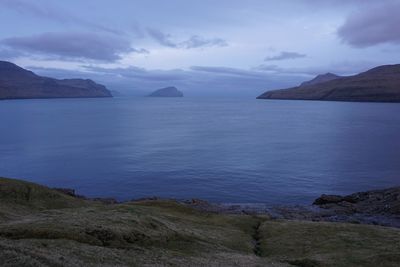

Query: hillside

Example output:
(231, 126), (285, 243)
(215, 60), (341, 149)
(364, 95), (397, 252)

(300, 73), (341, 87)
(1, 177), (400, 266)
(257, 64), (400, 102)
(0, 61), (112, 100)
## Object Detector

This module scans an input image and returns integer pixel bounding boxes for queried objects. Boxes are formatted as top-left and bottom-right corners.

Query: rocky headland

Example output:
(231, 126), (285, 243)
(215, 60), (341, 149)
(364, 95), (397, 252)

(0, 61), (112, 100)
(257, 64), (400, 102)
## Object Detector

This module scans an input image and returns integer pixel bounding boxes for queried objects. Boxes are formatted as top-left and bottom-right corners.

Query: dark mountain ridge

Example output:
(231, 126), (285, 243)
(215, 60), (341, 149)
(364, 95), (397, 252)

(257, 64), (400, 102)
(300, 72), (341, 87)
(0, 61), (112, 100)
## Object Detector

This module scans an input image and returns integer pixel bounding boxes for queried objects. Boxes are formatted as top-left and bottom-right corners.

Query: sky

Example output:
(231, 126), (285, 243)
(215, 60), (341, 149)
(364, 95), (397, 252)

(0, 0), (399, 96)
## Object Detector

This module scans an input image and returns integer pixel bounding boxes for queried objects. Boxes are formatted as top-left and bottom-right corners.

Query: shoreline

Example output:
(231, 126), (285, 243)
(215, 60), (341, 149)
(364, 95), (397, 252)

(53, 184), (400, 228)
(2, 176), (400, 266)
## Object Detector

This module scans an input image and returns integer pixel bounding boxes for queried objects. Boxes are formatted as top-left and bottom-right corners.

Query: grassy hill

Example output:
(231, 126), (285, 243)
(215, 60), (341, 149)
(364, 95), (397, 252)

(1, 177), (400, 266)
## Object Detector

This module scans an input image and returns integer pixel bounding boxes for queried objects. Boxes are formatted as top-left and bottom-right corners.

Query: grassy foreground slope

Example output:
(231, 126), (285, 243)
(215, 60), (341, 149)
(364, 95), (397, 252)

(1, 177), (400, 267)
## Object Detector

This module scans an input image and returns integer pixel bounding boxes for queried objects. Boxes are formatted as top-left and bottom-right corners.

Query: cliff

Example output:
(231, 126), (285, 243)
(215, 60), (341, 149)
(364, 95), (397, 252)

(257, 64), (400, 102)
(0, 61), (112, 100)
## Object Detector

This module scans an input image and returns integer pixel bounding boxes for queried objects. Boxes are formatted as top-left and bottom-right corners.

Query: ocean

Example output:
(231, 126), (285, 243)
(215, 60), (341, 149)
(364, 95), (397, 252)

(1, 97), (400, 204)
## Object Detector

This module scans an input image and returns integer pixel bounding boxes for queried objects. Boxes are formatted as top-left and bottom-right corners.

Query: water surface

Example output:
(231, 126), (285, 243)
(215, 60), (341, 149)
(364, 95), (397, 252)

(1, 97), (400, 204)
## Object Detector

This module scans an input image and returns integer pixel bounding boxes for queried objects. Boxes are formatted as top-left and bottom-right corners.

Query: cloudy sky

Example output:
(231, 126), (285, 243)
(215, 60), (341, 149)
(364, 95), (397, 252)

(0, 0), (399, 96)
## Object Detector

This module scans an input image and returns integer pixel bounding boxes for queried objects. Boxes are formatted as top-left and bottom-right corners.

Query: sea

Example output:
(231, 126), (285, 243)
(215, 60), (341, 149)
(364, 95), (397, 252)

(1, 97), (400, 204)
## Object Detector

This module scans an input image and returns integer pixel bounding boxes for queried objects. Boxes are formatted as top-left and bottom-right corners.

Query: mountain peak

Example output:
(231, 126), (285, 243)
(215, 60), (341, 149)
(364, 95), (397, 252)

(300, 73), (340, 87)
(0, 61), (37, 81)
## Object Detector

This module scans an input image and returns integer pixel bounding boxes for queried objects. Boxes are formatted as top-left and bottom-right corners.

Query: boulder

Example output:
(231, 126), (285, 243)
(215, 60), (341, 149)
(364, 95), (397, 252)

(313, 194), (344, 205)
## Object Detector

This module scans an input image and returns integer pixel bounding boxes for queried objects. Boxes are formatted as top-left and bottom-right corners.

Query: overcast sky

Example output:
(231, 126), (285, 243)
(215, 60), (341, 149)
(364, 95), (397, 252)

(1, 0), (399, 96)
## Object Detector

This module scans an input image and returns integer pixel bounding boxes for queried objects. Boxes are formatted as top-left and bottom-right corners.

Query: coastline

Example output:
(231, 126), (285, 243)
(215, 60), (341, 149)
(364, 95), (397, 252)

(52, 182), (400, 228)
(2, 176), (400, 266)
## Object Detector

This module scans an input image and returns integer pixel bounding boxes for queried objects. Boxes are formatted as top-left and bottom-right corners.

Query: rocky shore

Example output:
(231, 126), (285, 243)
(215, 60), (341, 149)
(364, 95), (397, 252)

(182, 187), (400, 228)
(2, 177), (400, 266)
(53, 184), (400, 228)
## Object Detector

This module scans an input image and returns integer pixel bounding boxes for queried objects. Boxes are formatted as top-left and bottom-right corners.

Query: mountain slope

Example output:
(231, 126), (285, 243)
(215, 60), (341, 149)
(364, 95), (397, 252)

(0, 61), (112, 100)
(300, 72), (341, 86)
(257, 64), (400, 102)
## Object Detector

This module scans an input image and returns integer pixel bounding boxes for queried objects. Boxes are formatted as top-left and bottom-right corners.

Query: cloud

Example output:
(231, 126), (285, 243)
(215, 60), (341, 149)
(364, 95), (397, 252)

(0, 48), (25, 59)
(338, 1), (400, 47)
(0, 0), (121, 34)
(255, 60), (379, 76)
(27, 64), (306, 97)
(131, 48), (150, 54)
(146, 28), (228, 49)
(190, 66), (265, 78)
(180, 35), (228, 49)
(265, 51), (307, 61)
(86, 65), (268, 82)
(83, 65), (190, 82)
(1, 32), (141, 62)
(0, 0), (67, 21)
(146, 28), (177, 48)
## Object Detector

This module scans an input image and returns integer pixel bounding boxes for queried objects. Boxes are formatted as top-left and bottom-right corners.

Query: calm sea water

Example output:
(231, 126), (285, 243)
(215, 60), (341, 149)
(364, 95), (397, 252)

(1, 97), (400, 204)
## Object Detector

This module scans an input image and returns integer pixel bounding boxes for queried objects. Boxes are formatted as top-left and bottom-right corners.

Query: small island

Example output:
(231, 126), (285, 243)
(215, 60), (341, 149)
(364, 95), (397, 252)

(257, 64), (400, 102)
(148, 86), (183, 97)
(0, 61), (112, 100)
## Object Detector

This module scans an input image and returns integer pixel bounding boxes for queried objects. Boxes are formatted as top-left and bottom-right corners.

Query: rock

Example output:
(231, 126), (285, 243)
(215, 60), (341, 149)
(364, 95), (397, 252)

(148, 86), (183, 97)
(342, 195), (358, 203)
(257, 64), (400, 102)
(313, 187), (400, 216)
(0, 61), (112, 100)
(313, 194), (344, 205)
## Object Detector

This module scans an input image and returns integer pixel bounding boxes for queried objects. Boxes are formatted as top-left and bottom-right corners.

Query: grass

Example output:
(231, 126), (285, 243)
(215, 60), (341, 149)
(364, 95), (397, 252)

(259, 220), (400, 267)
(1, 177), (400, 266)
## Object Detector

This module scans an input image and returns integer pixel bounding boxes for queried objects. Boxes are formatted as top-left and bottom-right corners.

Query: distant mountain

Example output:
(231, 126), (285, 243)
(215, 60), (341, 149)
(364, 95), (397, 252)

(257, 64), (400, 102)
(0, 61), (112, 100)
(148, 86), (183, 97)
(300, 73), (341, 87)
